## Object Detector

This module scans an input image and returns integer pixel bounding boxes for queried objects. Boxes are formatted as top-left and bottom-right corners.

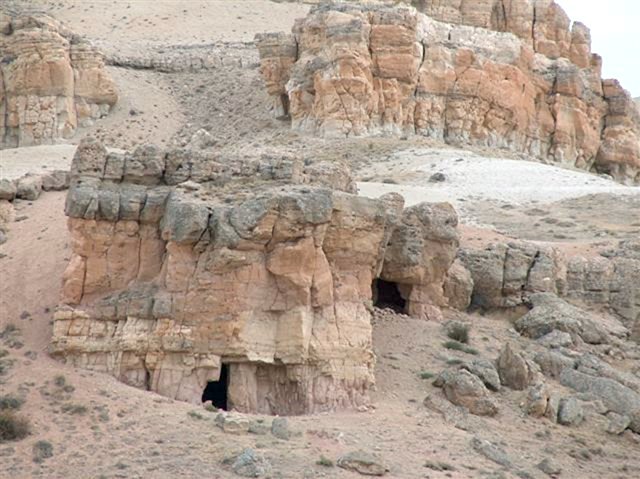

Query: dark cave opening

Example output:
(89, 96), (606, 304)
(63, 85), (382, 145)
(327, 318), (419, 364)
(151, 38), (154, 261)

(202, 363), (229, 410)
(372, 278), (407, 313)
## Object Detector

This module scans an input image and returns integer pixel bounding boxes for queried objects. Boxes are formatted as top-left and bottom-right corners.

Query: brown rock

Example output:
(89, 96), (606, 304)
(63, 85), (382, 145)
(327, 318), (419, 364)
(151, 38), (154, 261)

(497, 343), (536, 390)
(257, 3), (640, 184)
(0, 14), (117, 147)
(51, 138), (462, 415)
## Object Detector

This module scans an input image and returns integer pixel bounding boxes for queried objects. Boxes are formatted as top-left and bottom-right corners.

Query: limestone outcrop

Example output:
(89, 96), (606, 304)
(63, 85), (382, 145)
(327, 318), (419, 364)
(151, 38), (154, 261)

(51, 138), (460, 414)
(256, 2), (640, 184)
(0, 14), (117, 148)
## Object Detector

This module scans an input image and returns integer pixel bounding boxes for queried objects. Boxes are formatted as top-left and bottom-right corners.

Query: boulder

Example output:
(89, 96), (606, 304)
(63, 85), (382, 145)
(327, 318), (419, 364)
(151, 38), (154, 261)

(15, 175), (43, 201)
(515, 293), (610, 344)
(560, 368), (640, 433)
(557, 397), (584, 426)
(42, 170), (70, 191)
(496, 343), (536, 390)
(436, 369), (499, 416)
(0, 180), (17, 201)
(337, 451), (387, 476)
(524, 383), (550, 418)
(225, 448), (272, 478)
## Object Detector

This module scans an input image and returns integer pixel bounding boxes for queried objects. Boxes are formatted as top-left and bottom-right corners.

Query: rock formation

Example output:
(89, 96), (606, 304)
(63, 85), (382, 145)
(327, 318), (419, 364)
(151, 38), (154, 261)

(458, 239), (640, 329)
(256, 2), (640, 184)
(51, 138), (460, 414)
(0, 14), (117, 147)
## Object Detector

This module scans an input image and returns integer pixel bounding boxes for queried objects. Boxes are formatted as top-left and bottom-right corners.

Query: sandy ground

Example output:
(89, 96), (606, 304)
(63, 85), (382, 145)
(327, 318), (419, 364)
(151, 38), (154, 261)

(357, 149), (639, 206)
(0, 145), (76, 180)
(3, 0), (309, 55)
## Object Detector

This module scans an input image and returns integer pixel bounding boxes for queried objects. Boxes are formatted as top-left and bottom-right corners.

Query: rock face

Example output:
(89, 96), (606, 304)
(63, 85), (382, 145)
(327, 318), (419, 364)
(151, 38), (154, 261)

(51, 138), (460, 414)
(0, 14), (117, 148)
(257, 3), (640, 184)
(459, 239), (639, 329)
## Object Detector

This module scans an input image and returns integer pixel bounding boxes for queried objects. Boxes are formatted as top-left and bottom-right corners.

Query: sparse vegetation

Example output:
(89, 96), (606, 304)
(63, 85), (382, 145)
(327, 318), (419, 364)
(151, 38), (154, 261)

(418, 371), (436, 380)
(60, 403), (88, 415)
(187, 410), (204, 420)
(443, 340), (479, 355)
(33, 440), (53, 463)
(0, 394), (24, 411)
(446, 322), (470, 344)
(424, 460), (455, 471)
(316, 455), (334, 467)
(0, 410), (30, 442)
(54, 375), (67, 387)
(204, 403), (218, 413)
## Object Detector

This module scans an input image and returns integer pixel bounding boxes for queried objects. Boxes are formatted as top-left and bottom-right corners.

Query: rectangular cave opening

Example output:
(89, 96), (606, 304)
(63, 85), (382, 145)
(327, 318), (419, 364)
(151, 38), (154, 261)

(372, 278), (407, 313)
(202, 363), (229, 410)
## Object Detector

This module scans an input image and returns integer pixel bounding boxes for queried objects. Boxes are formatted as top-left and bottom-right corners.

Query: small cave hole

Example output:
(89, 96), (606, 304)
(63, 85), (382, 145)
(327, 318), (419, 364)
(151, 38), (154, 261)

(372, 278), (406, 312)
(202, 363), (229, 410)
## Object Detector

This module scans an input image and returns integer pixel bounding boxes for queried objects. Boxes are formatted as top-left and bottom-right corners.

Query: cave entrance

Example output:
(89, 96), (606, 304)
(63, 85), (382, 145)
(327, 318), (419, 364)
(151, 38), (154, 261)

(372, 278), (407, 313)
(202, 364), (229, 410)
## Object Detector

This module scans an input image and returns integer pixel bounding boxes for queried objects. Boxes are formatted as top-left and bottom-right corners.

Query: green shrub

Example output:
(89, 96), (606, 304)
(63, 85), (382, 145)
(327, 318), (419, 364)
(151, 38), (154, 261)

(53, 375), (66, 387)
(0, 395), (24, 411)
(316, 455), (334, 467)
(446, 322), (470, 344)
(443, 340), (478, 355)
(418, 371), (436, 380)
(0, 411), (30, 442)
(60, 403), (88, 415)
(33, 440), (53, 463)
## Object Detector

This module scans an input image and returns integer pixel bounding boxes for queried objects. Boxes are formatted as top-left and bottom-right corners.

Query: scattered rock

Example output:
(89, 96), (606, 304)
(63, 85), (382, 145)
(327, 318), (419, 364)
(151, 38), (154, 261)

(557, 397), (584, 426)
(533, 351), (576, 379)
(605, 412), (631, 435)
(560, 368), (640, 432)
(216, 413), (250, 434)
(16, 175), (43, 201)
(337, 450), (387, 476)
(224, 448), (272, 478)
(429, 172), (447, 183)
(470, 437), (511, 467)
(537, 330), (573, 349)
(497, 343), (535, 390)
(248, 419), (270, 435)
(516, 293), (609, 345)
(270, 417), (290, 440)
(537, 458), (561, 477)
(524, 383), (549, 418)
(42, 170), (70, 191)
(436, 369), (499, 416)
(0, 180), (16, 201)
(461, 358), (501, 392)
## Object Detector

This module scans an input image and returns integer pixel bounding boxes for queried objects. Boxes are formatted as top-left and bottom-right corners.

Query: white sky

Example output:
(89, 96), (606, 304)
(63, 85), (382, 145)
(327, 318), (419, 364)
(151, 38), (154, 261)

(558, 0), (639, 97)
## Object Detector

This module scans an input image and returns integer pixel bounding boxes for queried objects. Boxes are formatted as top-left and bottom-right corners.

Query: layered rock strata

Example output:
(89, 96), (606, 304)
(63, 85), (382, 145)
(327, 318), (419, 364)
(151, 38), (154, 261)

(0, 14), (117, 147)
(51, 138), (459, 414)
(256, 2), (640, 183)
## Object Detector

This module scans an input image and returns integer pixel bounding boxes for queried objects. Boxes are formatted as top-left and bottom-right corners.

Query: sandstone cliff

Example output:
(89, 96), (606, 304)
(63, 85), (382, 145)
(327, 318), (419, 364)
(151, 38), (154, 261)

(256, 2), (640, 184)
(0, 14), (117, 148)
(51, 138), (460, 414)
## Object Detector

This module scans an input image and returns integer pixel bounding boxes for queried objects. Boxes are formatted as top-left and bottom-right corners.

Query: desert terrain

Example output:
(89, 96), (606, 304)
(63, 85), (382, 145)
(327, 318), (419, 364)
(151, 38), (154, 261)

(1, 1), (639, 479)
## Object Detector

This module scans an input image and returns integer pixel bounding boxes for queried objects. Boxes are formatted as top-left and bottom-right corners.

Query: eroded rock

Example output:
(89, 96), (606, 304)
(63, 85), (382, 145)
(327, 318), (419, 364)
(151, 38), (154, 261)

(0, 14), (117, 147)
